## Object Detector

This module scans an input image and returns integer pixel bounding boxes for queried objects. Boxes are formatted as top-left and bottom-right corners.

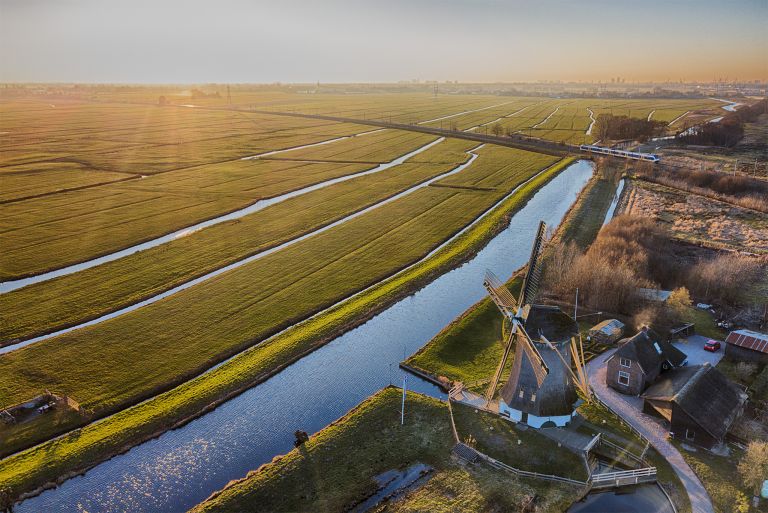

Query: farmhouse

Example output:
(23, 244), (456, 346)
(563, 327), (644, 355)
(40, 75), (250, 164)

(588, 319), (625, 345)
(725, 329), (768, 364)
(605, 328), (687, 395)
(642, 364), (747, 450)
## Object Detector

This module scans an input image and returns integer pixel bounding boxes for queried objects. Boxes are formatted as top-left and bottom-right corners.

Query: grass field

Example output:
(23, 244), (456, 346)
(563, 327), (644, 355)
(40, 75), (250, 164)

(0, 129), (440, 279)
(0, 147), (564, 451)
(0, 157), (574, 497)
(0, 136), (472, 342)
(191, 388), (583, 513)
(0, 95), (725, 278)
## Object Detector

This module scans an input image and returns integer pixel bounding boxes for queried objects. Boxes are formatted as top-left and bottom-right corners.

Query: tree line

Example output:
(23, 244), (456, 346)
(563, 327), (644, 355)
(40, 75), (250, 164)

(677, 98), (768, 147)
(594, 114), (667, 142)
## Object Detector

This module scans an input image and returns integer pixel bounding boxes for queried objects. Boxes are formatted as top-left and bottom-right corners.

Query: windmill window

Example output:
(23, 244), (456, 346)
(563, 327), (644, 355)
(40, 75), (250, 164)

(518, 389), (525, 399)
(530, 392), (536, 402)
(618, 371), (630, 386)
(620, 358), (631, 368)
(685, 429), (695, 440)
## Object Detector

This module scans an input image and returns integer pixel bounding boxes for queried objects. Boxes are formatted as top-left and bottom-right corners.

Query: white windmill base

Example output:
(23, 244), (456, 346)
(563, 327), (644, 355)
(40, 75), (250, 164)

(498, 400), (576, 428)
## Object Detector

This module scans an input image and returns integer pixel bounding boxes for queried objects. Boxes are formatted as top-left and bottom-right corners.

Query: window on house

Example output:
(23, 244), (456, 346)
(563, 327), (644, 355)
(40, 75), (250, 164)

(620, 357), (631, 368)
(618, 371), (630, 386)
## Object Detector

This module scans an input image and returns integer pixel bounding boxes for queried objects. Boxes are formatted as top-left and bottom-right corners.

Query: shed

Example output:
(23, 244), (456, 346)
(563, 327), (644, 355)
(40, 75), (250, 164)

(725, 329), (768, 364)
(642, 364), (747, 450)
(669, 323), (695, 339)
(589, 319), (625, 345)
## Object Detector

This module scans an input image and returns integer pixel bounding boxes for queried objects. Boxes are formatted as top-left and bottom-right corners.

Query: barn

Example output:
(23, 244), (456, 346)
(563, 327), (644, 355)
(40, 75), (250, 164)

(725, 329), (768, 364)
(642, 363), (747, 450)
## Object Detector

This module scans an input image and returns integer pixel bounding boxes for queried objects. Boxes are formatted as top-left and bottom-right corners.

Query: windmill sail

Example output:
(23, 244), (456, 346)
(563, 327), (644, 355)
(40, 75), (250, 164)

(518, 220), (547, 306)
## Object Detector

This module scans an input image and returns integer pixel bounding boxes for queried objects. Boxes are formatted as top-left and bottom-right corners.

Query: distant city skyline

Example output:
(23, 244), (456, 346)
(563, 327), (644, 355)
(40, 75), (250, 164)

(1, 0), (766, 84)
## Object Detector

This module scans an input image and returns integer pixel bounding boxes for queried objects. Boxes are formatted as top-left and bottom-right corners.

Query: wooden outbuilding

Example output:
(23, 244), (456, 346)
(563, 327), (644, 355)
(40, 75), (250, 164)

(642, 364), (747, 450)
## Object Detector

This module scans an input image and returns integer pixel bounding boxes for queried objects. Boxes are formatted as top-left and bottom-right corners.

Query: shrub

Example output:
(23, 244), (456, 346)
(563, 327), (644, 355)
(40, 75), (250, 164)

(686, 254), (764, 306)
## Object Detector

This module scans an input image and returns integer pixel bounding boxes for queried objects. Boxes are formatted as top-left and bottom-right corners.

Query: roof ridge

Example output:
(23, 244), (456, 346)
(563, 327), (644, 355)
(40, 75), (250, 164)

(673, 363), (709, 402)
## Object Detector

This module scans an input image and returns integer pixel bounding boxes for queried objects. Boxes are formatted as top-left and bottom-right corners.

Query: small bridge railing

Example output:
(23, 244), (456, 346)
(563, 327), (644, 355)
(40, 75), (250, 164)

(591, 467), (657, 488)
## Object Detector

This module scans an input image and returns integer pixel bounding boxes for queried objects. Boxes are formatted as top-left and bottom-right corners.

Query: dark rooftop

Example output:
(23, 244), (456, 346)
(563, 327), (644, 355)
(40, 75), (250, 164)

(524, 305), (579, 344)
(614, 330), (687, 373)
(643, 364), (748, 441)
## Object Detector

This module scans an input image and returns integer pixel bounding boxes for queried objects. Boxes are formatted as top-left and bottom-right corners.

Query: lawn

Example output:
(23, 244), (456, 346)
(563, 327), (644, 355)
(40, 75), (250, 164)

(0, 158), (575, 500)
(451, 402), (587, 480)
(191, 388), (455, 513)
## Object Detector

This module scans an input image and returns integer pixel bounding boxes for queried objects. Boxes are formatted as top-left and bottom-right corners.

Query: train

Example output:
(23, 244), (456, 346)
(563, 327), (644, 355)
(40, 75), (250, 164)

(579, 144), (660, 163)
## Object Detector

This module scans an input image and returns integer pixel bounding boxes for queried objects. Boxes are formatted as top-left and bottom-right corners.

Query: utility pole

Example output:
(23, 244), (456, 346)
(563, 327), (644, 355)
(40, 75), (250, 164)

(226, 85), (232, 105)
(574, 288), (579, 320)
(401, 374), (407, 425)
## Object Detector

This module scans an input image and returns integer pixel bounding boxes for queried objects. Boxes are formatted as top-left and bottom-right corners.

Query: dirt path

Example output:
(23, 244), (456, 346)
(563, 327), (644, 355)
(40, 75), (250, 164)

(587, 349), (716, 513)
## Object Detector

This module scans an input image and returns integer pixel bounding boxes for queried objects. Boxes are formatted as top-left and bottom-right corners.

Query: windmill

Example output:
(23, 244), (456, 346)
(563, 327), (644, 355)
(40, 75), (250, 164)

(483, 221), (590, 427)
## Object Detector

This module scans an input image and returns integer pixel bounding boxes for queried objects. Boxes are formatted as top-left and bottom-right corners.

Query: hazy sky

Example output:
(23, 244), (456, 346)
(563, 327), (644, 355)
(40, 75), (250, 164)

(1, 0), (766, 83)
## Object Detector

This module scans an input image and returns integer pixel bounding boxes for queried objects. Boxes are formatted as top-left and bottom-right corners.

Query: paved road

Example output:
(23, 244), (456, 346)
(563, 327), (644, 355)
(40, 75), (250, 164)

(587, 349), (716, 513)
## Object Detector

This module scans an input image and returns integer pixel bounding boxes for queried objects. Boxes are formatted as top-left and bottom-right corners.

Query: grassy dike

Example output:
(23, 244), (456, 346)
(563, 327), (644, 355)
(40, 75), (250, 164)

(192, 388), (582, 513)
(0, 158), (578, 503)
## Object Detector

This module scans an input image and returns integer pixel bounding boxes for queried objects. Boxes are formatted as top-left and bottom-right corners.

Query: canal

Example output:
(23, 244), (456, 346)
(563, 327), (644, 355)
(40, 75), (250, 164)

(16, 160), (594, 513)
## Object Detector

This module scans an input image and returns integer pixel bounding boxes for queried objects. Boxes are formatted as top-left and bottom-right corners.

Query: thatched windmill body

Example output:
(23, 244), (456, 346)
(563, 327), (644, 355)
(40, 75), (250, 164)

(483, 221), (589, 428)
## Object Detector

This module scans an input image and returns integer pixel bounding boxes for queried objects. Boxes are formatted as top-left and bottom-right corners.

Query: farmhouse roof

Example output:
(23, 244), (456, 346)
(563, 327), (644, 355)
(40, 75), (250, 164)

(612, 330), (686, 373)
(642, 364), (747, 441)
(726, 329), (768, 354)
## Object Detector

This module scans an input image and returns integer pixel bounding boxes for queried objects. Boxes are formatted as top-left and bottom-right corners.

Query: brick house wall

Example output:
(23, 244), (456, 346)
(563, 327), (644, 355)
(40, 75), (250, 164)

(606, 356), (647, 395)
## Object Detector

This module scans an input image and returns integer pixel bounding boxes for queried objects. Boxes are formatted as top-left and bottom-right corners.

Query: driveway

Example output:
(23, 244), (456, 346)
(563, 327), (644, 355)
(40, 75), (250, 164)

(672, 335), (725, 367)
(587, 349), (716, 513)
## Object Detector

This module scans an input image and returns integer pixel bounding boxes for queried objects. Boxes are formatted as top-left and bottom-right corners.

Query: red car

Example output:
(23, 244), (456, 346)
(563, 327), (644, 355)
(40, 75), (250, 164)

(704, 340), (721, 352)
